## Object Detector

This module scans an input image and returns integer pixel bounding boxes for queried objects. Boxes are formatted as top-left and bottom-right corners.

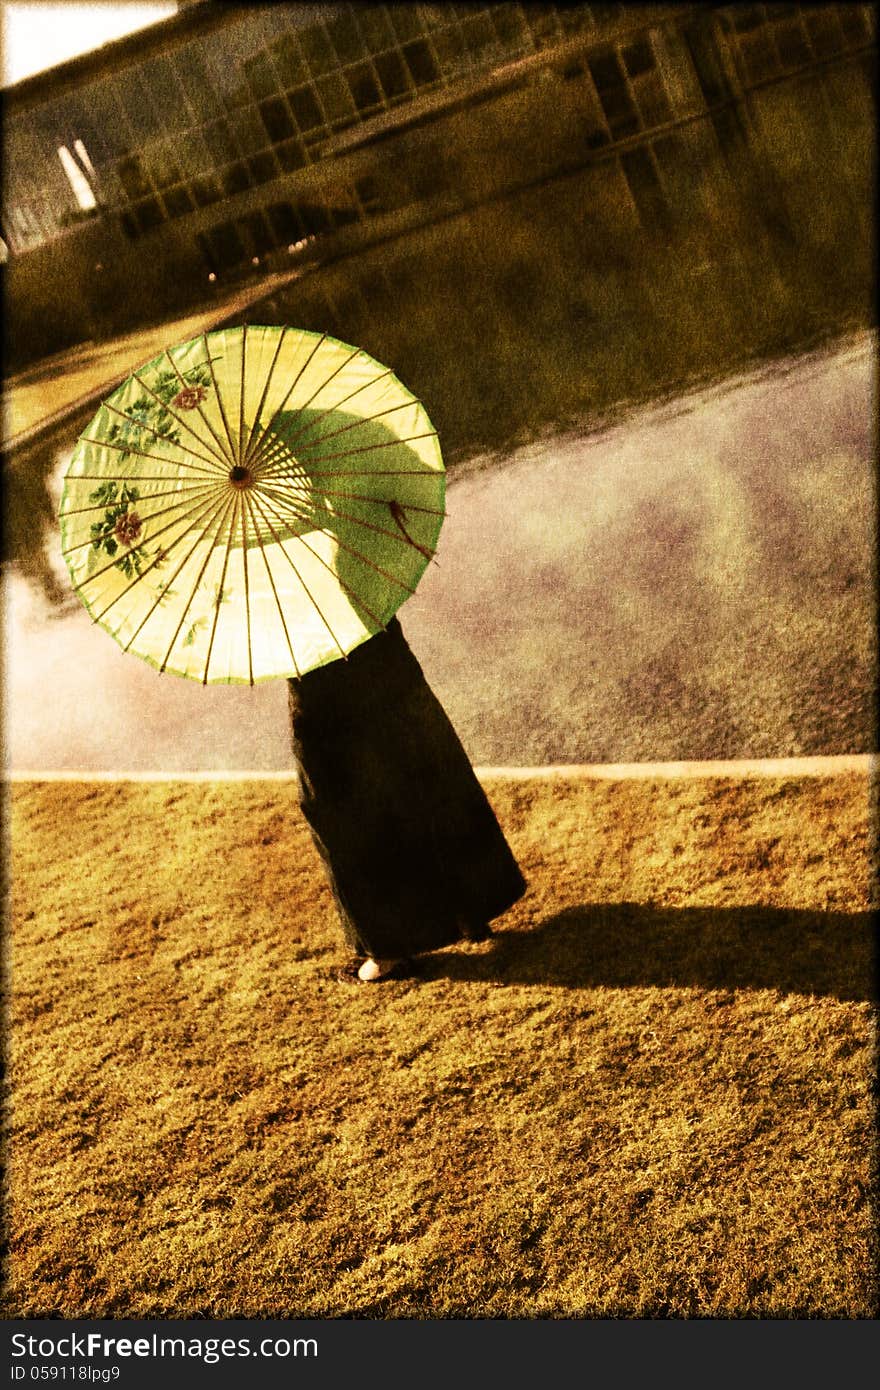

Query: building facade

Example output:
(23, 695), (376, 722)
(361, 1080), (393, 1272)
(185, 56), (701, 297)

(3, 2), (875, 364)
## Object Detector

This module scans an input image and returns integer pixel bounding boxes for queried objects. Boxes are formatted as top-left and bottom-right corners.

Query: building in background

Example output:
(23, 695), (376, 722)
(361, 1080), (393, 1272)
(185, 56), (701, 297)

(2, 1), (875, 366)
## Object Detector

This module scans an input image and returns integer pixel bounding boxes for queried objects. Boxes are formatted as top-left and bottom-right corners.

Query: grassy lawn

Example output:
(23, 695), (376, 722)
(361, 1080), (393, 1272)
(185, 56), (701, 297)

(4, 771), (876, 1317)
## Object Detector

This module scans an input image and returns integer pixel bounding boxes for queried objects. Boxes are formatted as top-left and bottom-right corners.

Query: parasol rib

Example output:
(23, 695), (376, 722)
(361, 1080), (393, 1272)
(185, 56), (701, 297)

(62, 476), (217, 518)
(64, 478), (222, 559)
(201, 490), (240, 684)
(254, 486), (419, 599)
(238, 325), (248, 470)
(239, 479), (253, 685)
(256, 478), (436, 561)
(98, 403), (228, 474)
(108, 488), (236, 638)
(73, 481), (228, 593)
(82, 486), (229, 606)
(246, 342), (363, 471)
(260, 432), (439, 475)
(240, 326), (287, 464)
(158, 492), (238, 674)
(314, 486), (445, 517)
(246, 490), (350, 661)
(253, 368), (397, 457)
(200, 333), (240, 466)
(257, 398), (420, 469)
(243, 331), (329, 470)
(159, 347), (237, 468)
(131, 370), (233, 471)
(242, 488), (301, 678)
(266, 513), (388, 631)
(74, 433), (227, 478)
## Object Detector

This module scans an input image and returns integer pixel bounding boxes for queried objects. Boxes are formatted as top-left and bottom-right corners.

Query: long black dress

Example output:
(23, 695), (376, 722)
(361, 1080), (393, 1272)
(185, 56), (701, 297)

(288, 618), (526, 960)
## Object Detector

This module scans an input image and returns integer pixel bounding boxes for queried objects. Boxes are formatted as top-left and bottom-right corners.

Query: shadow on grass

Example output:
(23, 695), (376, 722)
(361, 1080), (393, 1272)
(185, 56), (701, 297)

(416, 904), (877, 1002)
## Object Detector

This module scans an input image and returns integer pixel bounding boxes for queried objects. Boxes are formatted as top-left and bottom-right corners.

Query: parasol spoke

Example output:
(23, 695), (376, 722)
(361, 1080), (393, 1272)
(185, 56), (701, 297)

(277, 398), (421, 458)
(158, 492), (238, 673)
(200, 333), (240, 466)
(238, 325), (248, 470)
(239, 477), (253, 685)
(240, 325), (287, 464)
(242, 487), (301, 678)
(201, 489), (240, 684)
(131, 370), (233, 471)
(243, 331), (329, 470)
(72, 430), (227, 480)
(100, 487), (235, 631)
(316, 486), (445, 517)
(272, 522), (387, 631)
(256, 478), (435, 560)
(247, 343), (363, 472)
(246, 488), (350, 661)
(98, 403), (229, 475)
(64, 477), (222, 558)
(63, 476), (218, 518)
(255, 485), (419, 599)
(258, 368), (397, 454)
(67, 465), (225, 482)
(158, 347), (237, 469)
(73, 480), (226, 590)
(259, 431), (439, 478)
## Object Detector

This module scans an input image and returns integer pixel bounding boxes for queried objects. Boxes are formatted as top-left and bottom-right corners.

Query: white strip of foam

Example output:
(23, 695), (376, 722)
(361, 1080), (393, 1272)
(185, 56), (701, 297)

(4, 755), (875, 783)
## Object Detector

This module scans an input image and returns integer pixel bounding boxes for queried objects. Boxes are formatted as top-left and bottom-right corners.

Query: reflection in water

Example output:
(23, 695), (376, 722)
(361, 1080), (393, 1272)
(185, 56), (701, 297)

(5, 335), (875, 771)
(5, 51), (873, 604)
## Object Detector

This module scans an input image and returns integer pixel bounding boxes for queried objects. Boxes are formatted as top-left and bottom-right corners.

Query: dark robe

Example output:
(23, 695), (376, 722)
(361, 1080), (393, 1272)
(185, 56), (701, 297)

(287, 618), (526, 960)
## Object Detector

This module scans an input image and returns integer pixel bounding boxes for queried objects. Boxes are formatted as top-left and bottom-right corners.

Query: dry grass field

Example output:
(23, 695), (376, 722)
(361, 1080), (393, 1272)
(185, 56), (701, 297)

(4, 771), (877, 1318)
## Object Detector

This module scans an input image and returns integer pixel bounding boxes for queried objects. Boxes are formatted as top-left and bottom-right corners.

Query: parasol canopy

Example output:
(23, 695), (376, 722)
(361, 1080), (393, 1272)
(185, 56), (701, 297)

(59, 325), (445, 683)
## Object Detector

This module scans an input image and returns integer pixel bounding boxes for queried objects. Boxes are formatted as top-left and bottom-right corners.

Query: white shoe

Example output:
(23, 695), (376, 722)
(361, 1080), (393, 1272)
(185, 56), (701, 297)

(357, 956), (402, 982)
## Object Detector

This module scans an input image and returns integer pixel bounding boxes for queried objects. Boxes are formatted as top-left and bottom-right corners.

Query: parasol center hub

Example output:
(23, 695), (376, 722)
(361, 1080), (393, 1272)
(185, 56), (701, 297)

(229, 465), (253, 488)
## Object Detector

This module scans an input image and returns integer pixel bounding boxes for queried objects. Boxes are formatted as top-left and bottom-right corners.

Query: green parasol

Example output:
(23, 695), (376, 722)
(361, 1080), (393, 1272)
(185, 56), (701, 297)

(59, 325), (445, 683)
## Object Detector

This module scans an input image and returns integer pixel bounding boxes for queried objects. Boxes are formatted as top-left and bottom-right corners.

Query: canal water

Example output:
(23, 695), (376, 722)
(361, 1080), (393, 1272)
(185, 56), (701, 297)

(5, 330), (875, 772)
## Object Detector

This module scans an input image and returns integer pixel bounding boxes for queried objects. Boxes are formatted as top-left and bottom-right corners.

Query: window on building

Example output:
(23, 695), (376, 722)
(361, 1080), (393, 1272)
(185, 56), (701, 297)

(431, 25), (469, 79)
(145, 140), (183, 190)
(244, 50), (279, 101)
(402, 39), (440, 88)
(265, 201), (302, 243)
(346, 62), (383, 113)
(258, 97), (296, 143)
(299, 24), (337, 76)
(491, 6), (529, 53)
(198, 221), (246, 273)
(316, 73), (358, 127)
(388, 5), (425, 43)
(522, 5), (562, 51)
(588, 49), (641, 138)
(57, 146), (97, 210)
(288, 86), (324, 135)
(840, 7), (871, 45)
(231, 107), (270, 155)
(620, 145), (670, 232)
(162, 185), (195, 218)
(190, 174), (222, 207)
(375, 49), (411, 101)
(273, 34), (306, 87)
(175, 49), (217, 119)
(72, 139), (98, 180)
(247, 150), (281, 184)
(277, 141), (308, 173)
(117, 156), (151, 200)
(328, 11), (367, 64)
(132, 197), (165, 234)
(357, 6), (396, 51)
(220, 163), (252, 197)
